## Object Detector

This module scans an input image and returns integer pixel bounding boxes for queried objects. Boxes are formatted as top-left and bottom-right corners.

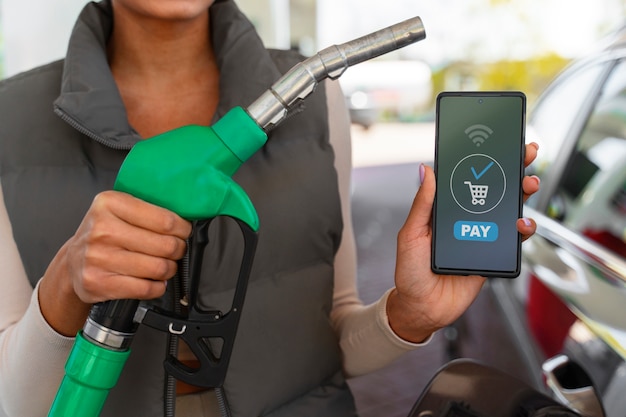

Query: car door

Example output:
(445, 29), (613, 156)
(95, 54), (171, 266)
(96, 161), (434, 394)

(520, 55), (626, 416)
(491, 51), (626, 399)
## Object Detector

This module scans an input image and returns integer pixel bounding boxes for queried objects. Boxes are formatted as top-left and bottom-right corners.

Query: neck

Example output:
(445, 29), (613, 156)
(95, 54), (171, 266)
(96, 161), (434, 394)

(107, 10), (214, 87)
(107, 6), (220, 137)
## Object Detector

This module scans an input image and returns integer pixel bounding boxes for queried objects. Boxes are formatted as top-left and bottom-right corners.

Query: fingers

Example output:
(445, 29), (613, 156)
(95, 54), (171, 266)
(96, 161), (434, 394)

(80, 268), (171, 302)
(524, 142), (539, 167)
(520, 142), (540, 233)
(522, 174), (541, 202)
(93, 191), (192, 239)
(522, 142), (540, 203)
(69, 190), (193, 303)
(83, 246), (180, 283)
(86, 206), (189, 260)
(517, 216), (537, 242)
(519, 192), (539, 241)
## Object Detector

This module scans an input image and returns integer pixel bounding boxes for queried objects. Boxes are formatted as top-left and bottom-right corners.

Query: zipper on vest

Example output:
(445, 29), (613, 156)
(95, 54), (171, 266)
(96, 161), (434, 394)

(54, 106), (135, 150)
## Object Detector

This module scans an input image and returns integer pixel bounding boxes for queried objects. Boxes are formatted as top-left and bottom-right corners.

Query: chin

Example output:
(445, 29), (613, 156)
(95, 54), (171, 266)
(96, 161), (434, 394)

(113, 0), (216, 21)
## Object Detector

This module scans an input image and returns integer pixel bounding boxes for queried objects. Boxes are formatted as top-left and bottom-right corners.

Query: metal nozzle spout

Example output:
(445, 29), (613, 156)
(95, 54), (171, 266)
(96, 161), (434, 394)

(247, 16), (426, 130)
(329, 16), (427, 73)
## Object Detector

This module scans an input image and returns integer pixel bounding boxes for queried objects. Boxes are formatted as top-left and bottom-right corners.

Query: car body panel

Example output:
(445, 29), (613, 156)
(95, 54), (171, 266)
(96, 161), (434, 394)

(493, 25), (626, 417)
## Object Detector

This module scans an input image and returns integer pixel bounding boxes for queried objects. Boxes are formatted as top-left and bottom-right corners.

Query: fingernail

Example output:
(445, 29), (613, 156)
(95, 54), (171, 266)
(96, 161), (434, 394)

(531, 142), (539, 150)
(531, 175), (540, 185)
(419, 163), (425, 185)
(522, 217), (532, 227)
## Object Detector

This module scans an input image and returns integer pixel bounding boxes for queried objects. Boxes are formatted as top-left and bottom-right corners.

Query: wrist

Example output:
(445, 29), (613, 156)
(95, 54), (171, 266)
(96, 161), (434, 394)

(39, 241), (91, 336)
(386, 288), (437, 344)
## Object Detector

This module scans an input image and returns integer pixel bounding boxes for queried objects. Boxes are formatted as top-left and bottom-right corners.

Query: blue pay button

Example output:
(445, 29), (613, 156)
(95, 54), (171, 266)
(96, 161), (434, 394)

(454, 221), (498, 242)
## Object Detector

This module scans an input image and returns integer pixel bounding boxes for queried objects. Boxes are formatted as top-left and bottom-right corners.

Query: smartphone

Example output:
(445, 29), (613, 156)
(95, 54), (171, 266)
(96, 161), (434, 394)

(431, 91), (526, 277)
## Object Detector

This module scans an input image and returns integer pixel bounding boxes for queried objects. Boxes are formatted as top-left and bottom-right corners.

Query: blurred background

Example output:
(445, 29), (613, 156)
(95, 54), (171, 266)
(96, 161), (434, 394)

(1, 0), (624, 107)
(2, 1), (626, 416)
(2, 0), (623, 163)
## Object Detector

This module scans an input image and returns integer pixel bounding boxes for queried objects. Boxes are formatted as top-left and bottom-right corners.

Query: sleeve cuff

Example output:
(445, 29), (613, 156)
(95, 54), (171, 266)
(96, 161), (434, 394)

(33, 279), (76, 345)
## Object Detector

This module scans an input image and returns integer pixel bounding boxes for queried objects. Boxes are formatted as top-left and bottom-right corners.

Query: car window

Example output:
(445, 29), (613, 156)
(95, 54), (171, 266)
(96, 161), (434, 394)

(547, 59), (626, 257)
(529, 62), (607, 178)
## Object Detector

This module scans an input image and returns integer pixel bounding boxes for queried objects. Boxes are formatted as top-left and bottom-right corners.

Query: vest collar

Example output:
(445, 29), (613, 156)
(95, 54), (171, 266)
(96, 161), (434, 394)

(53, 0), (281, 149)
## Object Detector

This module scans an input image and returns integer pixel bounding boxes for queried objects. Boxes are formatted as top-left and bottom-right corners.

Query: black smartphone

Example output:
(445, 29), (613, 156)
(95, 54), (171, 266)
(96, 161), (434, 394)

(431, 91), (526, 277)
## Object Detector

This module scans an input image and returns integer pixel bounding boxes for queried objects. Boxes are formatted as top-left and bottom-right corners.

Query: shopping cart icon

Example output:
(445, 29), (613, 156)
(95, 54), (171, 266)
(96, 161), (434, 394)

(464, 181), (488, 205)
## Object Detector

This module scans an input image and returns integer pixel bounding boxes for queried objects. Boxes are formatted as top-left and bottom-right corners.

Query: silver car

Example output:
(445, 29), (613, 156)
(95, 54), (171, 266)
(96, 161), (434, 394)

(491, 26), (626, 417)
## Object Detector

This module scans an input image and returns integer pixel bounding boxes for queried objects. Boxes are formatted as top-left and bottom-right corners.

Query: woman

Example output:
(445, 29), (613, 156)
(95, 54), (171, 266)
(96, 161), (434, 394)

(0, 0), (540, 416)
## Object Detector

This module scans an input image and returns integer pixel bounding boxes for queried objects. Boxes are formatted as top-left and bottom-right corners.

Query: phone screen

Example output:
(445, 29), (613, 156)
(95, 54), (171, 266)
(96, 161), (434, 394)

(432, 91), (526, 277)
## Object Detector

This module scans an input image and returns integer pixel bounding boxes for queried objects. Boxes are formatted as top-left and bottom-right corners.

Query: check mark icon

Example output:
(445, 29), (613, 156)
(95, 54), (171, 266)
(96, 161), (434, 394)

(471, 161), (494, 180)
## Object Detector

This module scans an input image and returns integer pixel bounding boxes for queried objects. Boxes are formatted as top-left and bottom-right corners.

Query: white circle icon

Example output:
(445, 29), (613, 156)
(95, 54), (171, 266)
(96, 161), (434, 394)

(450, 154), (506, 214)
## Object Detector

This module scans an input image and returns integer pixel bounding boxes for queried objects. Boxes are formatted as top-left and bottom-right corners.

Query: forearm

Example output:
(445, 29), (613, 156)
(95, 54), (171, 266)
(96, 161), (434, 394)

(0, 282), (75, 416)
(0, 186), (72, 415)
(334, 289), (429, 378)
(326, 77), (428, 377)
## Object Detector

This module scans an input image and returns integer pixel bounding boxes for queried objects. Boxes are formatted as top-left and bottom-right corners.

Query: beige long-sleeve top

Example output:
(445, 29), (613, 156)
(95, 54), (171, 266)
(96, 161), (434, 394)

(0, 80), (425, 416)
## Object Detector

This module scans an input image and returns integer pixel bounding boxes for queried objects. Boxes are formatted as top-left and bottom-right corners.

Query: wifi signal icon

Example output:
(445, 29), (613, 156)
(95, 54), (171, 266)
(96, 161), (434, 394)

(465, 124), (493, 147)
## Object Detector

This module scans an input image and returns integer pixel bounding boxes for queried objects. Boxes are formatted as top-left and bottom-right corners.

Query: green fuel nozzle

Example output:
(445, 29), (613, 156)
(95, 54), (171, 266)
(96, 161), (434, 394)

(114, 107), (266, 227)
(48, 16), (426, 417)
